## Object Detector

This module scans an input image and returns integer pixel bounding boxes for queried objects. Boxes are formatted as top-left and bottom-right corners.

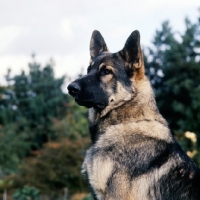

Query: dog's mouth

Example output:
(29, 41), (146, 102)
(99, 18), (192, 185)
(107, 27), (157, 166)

(75, 98), (106, 110)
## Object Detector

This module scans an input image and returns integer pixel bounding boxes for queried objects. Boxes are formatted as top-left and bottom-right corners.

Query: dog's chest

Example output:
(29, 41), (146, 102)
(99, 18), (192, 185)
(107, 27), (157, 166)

(82, 147), (114, 198)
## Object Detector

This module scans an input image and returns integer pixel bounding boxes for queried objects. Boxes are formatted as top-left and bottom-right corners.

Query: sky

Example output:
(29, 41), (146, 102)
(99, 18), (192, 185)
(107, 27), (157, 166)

(0, 0), (199, 91)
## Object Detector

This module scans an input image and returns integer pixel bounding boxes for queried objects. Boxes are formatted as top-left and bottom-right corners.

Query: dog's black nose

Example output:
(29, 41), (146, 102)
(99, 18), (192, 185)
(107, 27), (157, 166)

(68, 83), (81, 96)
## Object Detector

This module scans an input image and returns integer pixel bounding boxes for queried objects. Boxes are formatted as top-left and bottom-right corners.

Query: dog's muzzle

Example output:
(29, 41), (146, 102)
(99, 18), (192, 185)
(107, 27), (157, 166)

(68, 82), (107, 110)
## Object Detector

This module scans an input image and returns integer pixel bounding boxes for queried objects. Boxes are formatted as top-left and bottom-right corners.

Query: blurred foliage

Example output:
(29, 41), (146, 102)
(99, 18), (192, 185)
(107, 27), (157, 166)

(12, 186), (40, 200)
(0, 123), (30, 174)
(12, 138), (90, 196)
(0, 85), (16, 125)
(0, 57), (68, 175)
(82, 194), (92, 200)
(10, 57), (66, 148)
(53, 97), (89, 140)
(144, 14), (200, 165)
(0, 56), (89, 197)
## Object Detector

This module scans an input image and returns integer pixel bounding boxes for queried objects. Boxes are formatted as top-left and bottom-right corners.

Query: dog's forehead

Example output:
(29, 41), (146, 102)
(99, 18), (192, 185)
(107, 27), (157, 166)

(90, 52), (122, 68)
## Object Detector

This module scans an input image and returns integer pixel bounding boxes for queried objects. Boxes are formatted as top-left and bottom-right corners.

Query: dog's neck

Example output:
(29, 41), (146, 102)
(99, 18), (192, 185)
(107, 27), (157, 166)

(88, 77), (166, 143)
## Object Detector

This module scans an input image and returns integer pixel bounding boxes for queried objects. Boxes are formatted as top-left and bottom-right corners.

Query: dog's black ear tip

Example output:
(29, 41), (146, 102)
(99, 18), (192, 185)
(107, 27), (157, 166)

(131, 30), (140, 39)
(133, 30), (140, 34)
(92, 30), (101, 36)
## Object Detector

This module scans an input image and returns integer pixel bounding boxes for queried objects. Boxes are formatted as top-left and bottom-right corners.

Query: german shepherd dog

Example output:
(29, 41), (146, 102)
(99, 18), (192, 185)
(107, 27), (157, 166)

(68, 30), (200, 200)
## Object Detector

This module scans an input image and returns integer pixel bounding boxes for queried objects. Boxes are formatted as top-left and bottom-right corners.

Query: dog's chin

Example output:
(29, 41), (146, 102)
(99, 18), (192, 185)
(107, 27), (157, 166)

(94, 103), (106, 110)
(75, 99), (93, 108)
(75, 98), (106, 110)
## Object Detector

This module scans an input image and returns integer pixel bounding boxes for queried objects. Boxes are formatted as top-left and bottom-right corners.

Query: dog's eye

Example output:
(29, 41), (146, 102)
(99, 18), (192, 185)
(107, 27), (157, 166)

(103, 68), (112, 75)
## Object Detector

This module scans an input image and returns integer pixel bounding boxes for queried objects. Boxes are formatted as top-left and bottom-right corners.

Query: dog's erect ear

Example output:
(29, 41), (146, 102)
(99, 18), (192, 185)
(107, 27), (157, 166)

(119, 30), (144, 79)
(90, 30), (108, 60)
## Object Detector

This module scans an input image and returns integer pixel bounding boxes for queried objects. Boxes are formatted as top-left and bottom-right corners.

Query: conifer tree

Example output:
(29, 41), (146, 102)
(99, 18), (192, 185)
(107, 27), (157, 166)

(11, 56), (67, 148)
(144, 15), (200, 164)
(0, 56), (68, 174)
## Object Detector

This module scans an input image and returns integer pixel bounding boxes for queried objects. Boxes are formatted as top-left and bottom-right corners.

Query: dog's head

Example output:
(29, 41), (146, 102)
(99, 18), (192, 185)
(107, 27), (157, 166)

(68, 30), (145, 116)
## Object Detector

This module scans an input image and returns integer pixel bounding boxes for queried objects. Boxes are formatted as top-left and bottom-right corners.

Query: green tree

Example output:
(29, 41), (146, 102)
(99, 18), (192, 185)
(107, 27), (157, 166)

(12, 186), (40, 200)
(144, 15), (200, 164)
(0, 57), (90, 195)
(0, 56), (68, 174)
(0, 83), (16, 125)
(0, 123), (30, 175)
(53, 97), (89, 140)
(6, 56), (67, 148)
(12, 138), (90, 197)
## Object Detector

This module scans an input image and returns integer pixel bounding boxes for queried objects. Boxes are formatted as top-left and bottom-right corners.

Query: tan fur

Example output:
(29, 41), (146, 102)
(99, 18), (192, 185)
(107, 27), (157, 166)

(135, 65), (145, 81)
(101, 73), (113, 84)
(82, 148), (134, 200)
(101, 81), (134, 118)
(96, 121), (172, 149)
(131, 157), (180, 200)
(98, 63), (114, 71)
(82, 149), (114, 199)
